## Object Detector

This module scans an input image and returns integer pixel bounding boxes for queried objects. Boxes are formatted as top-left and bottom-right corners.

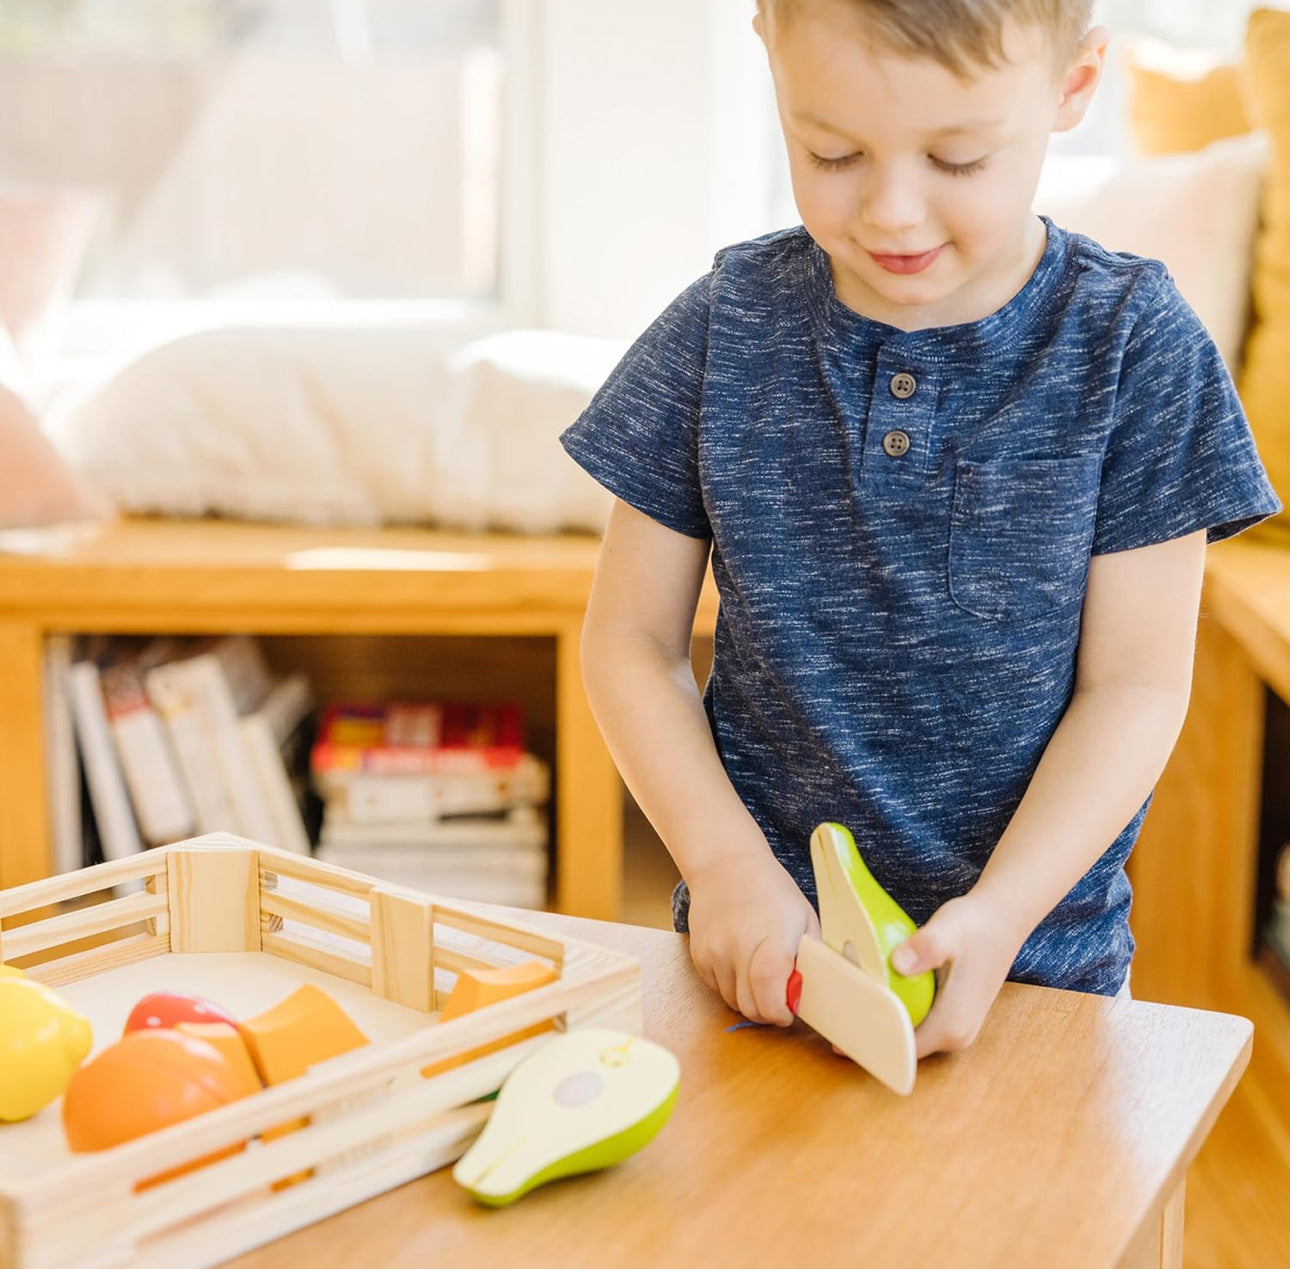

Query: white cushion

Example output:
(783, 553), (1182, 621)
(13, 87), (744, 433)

(1034, 131), (1267, 371)
(46, 322), (627, 533)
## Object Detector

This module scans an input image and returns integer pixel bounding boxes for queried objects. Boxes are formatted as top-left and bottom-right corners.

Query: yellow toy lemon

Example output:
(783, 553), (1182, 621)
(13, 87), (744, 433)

(0, 976), (94, 1122)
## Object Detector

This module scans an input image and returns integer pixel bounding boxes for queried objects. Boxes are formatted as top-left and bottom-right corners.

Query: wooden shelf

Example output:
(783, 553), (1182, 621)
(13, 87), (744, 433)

(0, 517), (719, 919)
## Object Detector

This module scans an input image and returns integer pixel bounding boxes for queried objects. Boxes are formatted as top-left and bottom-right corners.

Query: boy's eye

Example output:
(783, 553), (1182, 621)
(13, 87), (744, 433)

(806, 150), (861, 171)
(931, 155), (989, 177)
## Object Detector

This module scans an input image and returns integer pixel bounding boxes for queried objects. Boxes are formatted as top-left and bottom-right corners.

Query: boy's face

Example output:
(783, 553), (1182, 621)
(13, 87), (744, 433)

(756, 2), (1105, 330)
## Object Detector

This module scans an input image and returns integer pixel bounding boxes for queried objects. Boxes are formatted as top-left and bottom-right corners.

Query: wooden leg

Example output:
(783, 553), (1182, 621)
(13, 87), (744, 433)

(554, 622), (622, 920)
(1118, 1177), (1186, 1269)
(0, 621), (51, 891)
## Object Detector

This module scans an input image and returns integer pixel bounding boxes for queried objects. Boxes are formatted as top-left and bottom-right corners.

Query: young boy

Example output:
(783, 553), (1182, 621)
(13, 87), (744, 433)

(559, 0), (1281, 1060)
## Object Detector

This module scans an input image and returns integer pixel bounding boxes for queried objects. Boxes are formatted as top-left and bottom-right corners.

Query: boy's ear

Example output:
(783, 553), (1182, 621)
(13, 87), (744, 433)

(1053, 25), (1110, 134)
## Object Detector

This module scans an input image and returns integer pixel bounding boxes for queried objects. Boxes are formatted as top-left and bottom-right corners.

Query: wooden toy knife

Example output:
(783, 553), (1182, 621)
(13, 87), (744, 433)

(785, 823), (933, 1096)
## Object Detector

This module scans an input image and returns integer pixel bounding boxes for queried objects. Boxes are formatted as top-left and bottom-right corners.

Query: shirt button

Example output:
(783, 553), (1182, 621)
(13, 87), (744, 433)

(882, 429), (911, 458)
(889, 372), (917, 400)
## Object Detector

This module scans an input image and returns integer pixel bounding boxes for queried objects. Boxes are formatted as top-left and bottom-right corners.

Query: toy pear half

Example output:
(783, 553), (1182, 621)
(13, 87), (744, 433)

(810, 822), (935, 1028)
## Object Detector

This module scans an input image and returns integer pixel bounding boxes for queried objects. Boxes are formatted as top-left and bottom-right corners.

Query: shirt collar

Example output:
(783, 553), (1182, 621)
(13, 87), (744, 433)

(804, 216), (1073, 362)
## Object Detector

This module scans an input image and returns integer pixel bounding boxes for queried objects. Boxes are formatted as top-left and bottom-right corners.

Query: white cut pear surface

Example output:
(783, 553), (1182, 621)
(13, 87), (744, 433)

(454, 1028), (680, 1205)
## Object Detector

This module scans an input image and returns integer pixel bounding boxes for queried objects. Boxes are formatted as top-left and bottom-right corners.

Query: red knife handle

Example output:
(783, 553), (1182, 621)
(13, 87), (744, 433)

(786, 967), (803, 1014)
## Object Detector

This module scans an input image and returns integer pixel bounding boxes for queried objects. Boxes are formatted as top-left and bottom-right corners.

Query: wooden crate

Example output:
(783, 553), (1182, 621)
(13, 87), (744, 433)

(0, 835), (641, 1269)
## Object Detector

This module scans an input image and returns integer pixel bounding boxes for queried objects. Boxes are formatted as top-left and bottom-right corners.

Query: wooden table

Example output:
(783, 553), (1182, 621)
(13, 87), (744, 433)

(227, 912), (1251, 1269)
(0, 517), (718, 918)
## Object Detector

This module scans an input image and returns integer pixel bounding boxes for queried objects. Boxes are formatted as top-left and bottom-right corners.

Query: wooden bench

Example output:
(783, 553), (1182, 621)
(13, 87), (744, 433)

(0, 516), (719, 918)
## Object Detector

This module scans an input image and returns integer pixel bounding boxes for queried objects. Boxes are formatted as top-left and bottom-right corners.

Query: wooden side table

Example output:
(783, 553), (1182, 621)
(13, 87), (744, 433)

(0, 518), (718, 918)
(226, 913), (1252, 1269)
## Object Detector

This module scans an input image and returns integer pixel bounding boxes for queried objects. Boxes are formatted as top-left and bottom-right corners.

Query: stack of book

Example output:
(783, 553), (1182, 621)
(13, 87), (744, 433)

(48, 634), (314, 872)
(311, 701), (551, 908)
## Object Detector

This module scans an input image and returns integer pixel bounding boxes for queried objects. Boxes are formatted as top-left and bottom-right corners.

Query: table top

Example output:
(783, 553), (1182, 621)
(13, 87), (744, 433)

(228, 911), (1251, 1269)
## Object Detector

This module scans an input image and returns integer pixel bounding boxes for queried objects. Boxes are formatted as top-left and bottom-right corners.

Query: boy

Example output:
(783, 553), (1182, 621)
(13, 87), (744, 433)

(560, 0), (1281, 1059)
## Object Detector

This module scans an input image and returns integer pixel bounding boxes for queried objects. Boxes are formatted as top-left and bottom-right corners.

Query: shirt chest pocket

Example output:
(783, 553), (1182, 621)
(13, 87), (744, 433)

(948, 455), (1101, 622)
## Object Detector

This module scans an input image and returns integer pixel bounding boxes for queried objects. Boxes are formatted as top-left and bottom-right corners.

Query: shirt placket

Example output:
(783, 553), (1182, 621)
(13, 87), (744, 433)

(859, 346), (938, 489)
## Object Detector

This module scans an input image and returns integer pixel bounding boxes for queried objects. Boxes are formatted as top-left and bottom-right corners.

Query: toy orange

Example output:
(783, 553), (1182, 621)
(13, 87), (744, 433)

(62, 1029), (261, 1189)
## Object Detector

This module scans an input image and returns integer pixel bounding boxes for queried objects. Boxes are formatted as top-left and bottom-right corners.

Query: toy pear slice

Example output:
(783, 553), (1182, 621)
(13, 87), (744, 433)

(811, 822), (935, 1027)
(453, 1029), (679, 1207)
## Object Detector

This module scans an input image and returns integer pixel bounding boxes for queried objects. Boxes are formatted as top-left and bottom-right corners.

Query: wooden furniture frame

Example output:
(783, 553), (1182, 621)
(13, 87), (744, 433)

(0, 518), (718, 919)
(1129, 536), (1290, 1085)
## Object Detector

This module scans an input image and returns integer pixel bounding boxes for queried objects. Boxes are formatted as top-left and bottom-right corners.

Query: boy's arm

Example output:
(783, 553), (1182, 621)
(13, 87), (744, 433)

(894, 528), (1207, 1056)
(582, 498), (818, 1023)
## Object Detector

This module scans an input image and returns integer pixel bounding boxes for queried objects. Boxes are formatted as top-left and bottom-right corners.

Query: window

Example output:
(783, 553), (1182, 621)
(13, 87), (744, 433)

(0, 0), (507, 305)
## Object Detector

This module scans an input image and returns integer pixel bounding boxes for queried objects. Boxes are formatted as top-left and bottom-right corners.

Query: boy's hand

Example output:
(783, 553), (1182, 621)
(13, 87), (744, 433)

(888, 892), (1024, 1060)
(686, 850), (821, 1027)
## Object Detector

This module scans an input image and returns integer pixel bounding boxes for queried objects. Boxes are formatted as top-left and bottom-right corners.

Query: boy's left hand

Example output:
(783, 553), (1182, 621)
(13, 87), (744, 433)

(888, 893), (1024, 1060)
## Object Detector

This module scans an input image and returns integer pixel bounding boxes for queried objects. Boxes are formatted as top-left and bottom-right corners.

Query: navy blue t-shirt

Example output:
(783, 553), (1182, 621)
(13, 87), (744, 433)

(559, 218), (1281, 995)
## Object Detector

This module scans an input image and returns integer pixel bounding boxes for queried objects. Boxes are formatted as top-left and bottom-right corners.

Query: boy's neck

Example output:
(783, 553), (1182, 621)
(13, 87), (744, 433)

(828, 214), (1050, 333)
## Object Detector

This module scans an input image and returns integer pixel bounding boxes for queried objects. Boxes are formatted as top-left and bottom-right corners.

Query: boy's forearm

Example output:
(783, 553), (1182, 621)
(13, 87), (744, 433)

(581, 627), (775, 883)
(970, 682), (1191, 947)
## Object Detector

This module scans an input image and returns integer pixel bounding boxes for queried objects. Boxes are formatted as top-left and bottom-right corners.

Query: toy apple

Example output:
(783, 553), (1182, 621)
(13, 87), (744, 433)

(0, 976), (93, 1122)
(123, 991), (237, 1037)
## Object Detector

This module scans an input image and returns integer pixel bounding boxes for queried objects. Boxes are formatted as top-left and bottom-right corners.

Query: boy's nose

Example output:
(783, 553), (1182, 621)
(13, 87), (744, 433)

(859, 169), (926, 239)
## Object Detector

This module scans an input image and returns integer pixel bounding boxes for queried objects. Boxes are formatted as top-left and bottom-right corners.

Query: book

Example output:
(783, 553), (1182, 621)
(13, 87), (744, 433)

(311, 701), (526, 780)
(100, 649), (195, 846)
(42, 634), (82, 875)
(240, 673), (314, 855)
(312, 842), (548, 907)
(146, 637), (277, 843)
(316, 754), (550, 820)
(144, 655), (238, 835)
(66, 659), (143, 864)
(319, 805), (547, 851)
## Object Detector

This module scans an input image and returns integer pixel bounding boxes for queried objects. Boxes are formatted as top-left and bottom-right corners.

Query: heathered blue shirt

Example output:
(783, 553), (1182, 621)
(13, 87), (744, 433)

(559, 218), (1281, 995)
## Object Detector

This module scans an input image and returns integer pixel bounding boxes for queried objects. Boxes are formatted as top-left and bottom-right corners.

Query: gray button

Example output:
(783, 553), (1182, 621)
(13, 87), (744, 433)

(889, 372), (917, 400)
(882, 430), (911, 458)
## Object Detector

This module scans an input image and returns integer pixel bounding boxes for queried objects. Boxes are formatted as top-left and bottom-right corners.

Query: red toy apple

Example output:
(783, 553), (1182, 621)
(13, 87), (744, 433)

(124, 991), (237, 1037)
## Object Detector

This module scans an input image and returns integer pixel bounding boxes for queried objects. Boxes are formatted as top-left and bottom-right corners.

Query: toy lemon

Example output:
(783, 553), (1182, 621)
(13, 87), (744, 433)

(0, 976), (93, 1122)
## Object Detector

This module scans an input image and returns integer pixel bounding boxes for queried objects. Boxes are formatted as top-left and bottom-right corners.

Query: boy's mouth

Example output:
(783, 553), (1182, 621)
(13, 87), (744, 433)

(867, 244), (945, 275)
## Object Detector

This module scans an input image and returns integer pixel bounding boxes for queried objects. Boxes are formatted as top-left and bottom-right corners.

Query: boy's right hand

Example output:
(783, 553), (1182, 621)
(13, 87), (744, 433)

(686, 850), (821, 1027)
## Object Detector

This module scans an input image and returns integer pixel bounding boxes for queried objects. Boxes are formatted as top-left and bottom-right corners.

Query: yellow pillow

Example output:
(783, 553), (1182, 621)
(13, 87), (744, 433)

(1127, 51), (1253, 156)
(1240, 9), (1290, 541)
(1124, 48), (1253, 158)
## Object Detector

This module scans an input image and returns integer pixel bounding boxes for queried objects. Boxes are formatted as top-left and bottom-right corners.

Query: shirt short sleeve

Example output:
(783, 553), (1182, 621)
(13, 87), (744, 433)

(1091, 270), (1281, 556)
(559, 272), (712, 539)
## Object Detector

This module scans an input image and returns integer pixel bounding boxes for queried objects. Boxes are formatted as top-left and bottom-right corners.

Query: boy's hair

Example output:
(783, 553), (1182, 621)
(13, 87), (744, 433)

(758, 0), (1095, 77)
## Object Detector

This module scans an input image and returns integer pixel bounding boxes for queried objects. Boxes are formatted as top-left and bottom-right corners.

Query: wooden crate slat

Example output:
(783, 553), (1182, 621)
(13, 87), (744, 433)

(260, 930), (372, 988)
(259, 891), (372, 946)
(23, 934), (170, 990)
(123, 1105), (493, 1269)
(0, 892), (169, 961)
(0, 856), (168, 920)
(258, 856), (375, 901)
(432, 905), (566, 966)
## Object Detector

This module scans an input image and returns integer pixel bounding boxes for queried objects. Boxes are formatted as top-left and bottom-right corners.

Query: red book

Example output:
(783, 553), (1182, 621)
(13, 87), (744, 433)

(311, 702), (526, 777)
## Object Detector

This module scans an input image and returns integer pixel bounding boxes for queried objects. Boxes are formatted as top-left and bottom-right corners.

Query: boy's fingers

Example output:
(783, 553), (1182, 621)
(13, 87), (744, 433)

(714, 963), (740, 1015)
(749, 941), (795, 1026)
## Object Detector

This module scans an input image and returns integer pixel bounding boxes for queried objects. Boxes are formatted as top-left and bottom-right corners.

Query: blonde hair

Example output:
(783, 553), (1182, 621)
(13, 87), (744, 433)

(758, 0), (1095, 76)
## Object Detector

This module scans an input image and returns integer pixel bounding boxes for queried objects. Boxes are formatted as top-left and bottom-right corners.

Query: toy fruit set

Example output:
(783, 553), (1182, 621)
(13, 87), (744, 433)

(1, 968), (374, 1189)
